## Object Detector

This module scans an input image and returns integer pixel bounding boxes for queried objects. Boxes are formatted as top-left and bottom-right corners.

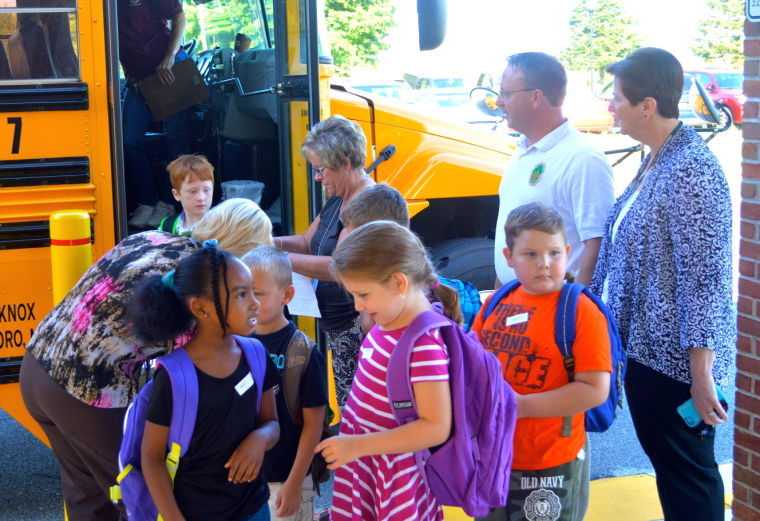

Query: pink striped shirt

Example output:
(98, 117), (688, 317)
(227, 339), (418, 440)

(331, 323), (450, 521)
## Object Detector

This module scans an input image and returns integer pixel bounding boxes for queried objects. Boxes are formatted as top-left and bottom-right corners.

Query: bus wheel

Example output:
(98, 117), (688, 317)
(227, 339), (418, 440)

(431, 238), (496, 291)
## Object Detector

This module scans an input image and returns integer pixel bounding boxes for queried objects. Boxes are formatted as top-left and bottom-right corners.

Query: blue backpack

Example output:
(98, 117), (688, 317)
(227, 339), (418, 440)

(439, 277), (482, 332)
(386, 310), (518, 518)
(109, 336), (267, 520)
(483, 281), (626, 433)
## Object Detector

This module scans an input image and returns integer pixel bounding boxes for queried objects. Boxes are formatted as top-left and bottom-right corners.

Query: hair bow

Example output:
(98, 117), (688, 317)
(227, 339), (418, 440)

(202, 238), (218, 249)
(162, 270), (176, 291)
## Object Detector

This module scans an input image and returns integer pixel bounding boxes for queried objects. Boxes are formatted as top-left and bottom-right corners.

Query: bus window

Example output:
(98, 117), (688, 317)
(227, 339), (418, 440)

(0, 0), (79, 82)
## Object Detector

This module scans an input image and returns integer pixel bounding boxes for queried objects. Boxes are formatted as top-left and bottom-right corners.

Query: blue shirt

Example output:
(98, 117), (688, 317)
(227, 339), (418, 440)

(590, 124), (735, 384)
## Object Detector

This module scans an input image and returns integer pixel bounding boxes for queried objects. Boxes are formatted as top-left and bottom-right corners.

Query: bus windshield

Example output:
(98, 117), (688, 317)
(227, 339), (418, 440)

(183, 0), (269, 52)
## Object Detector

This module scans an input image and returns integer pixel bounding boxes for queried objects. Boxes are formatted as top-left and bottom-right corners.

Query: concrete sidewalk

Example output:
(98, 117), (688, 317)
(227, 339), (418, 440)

(442, 463), (733, 521)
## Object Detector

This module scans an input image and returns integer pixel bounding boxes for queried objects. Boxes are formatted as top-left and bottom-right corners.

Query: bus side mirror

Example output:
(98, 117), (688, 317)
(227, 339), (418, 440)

(417, 0), (446, 51)
(470, 87), (502, 117)
(688, 76), (723, 128)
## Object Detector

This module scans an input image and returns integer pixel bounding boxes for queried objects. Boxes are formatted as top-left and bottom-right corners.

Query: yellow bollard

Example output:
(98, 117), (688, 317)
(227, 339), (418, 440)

(50, 211), (92, 305)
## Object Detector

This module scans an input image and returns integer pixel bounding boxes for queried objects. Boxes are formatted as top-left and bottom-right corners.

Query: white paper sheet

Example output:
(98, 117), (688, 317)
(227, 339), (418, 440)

(287, 272), (322, 318)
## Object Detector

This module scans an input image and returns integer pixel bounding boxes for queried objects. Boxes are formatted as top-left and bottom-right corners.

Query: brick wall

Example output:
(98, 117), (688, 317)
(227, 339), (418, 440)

(735, 19), (760, 521)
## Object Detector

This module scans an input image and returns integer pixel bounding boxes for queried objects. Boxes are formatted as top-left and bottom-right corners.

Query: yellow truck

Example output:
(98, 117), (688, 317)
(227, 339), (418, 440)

(0, 0), (510, 441)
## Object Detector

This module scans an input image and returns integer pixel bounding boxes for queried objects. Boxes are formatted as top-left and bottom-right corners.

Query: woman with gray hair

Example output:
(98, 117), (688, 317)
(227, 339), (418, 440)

(276, 115), (374, 409)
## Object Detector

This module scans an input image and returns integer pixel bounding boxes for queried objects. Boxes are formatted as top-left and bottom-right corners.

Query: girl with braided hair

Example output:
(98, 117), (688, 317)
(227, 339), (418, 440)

(128, 243), (281, 521)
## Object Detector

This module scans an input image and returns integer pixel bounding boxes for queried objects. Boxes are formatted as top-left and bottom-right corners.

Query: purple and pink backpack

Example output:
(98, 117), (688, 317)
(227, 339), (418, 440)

(109, 336), (267, 521)
(387, 310), (518, 518)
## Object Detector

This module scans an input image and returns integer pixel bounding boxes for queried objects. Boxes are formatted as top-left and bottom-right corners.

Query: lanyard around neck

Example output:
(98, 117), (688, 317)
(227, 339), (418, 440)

(606, 121), (683, 238)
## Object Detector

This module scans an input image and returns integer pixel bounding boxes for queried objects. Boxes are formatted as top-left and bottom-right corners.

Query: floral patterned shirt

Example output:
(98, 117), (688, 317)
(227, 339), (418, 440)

(590, 125), (735, 384)
(27, 231), (198, 408)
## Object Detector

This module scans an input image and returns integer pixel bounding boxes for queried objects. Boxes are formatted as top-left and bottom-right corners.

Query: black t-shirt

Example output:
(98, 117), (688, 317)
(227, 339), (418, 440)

(310, 195), (358, 330)
(145, 348), (281, 521)
(254, 322), (328, 483)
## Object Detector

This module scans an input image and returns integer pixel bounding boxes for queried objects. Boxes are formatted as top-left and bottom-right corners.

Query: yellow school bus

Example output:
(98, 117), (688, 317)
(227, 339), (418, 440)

(0, 0), (510, 441)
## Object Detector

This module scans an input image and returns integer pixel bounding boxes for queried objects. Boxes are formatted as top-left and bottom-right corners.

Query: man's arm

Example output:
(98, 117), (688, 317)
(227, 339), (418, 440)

(575, 237), (601, 286)
(156, 11), (187, 86)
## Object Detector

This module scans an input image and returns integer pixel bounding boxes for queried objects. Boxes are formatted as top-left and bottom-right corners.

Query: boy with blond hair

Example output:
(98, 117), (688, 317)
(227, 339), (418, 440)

(158, 154), (214, 236)
(242, 246), (327, 521)
(472, 202), (612, 521)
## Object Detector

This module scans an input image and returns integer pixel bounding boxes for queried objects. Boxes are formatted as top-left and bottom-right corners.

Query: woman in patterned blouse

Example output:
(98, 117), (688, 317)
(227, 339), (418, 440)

(591, 48), (734, 521)
(20, 198), (273, 521)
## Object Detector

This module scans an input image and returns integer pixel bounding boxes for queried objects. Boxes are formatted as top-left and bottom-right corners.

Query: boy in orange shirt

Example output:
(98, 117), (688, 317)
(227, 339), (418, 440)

(472, 202), (611, 521)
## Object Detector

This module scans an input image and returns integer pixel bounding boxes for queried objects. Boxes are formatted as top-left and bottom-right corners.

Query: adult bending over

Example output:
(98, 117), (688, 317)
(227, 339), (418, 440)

(591, 48), (734, 521)
(275, 115), (374, 408)
(20, 198), (272, 521)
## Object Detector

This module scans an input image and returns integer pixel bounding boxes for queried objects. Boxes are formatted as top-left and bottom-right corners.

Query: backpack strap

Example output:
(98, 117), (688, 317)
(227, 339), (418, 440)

(155, 348), (198, 480)
(158, 214), (180, 234)
(283, 329), (314, 426)
(482, 279), (521, 321)
(235, 336), (268, 412)
(387, 310), (452, 426)
(554, 282), (584, 437)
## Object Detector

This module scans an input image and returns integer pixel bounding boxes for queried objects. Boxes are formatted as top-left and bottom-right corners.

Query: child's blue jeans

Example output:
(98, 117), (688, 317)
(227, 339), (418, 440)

(243, 504), (271, 521)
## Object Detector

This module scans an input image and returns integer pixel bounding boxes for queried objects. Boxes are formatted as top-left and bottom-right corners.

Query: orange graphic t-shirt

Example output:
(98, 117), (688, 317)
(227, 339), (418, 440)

(472, 285), (612, 470)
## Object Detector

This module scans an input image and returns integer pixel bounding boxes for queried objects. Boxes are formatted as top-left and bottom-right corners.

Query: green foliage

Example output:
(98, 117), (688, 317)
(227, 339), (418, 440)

(691, 0), (743, 68)
(325, 0), (395, 75)
(561, 0), (641, 84)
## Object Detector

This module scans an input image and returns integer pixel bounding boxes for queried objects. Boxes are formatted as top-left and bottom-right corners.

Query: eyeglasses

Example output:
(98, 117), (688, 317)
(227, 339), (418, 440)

(312, 165), (328, 176)
(499, 87), (538, 99)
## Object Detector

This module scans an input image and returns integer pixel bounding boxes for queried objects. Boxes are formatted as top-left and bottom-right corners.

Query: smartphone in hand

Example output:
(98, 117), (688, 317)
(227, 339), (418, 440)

(677, 385), (729, 428)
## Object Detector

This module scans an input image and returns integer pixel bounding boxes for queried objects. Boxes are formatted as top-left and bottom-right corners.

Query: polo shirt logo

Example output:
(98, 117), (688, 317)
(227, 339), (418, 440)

(529, 163), (545, 186)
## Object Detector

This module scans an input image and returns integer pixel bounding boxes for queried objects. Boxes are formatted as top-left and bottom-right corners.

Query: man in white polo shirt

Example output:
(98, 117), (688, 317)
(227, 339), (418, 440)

(494, 52), (614, 286)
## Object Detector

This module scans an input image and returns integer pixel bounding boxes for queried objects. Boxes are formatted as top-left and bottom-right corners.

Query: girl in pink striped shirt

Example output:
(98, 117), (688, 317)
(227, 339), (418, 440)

(315, 221), (461, 521)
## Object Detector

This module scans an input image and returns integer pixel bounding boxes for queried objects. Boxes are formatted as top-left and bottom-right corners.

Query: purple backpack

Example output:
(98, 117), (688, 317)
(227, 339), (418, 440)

(109, 336), (267, 520)
(387, 310), (518, 518)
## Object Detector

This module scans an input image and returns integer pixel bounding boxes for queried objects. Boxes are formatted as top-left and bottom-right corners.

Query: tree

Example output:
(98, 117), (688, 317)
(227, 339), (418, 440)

(325, 0), (395, 76)
(691, 0), (743, 68)
(561, 0), (641, 89)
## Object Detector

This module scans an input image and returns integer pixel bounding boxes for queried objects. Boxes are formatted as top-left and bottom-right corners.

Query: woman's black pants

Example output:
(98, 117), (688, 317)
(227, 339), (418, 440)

(20, 352), (126, 521)
(625, 359), (725, 521)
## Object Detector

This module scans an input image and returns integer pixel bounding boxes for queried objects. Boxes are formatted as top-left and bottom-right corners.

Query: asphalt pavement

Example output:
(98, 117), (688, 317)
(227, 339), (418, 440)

(0, 410), (62, 521)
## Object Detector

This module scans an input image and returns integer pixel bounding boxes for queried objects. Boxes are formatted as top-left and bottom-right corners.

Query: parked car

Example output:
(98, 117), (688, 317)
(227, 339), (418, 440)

(564, 92), (615, 133)
(684, 70), (744, 127)
(402, 73), (467, 90)
(345, 79), (421, 105)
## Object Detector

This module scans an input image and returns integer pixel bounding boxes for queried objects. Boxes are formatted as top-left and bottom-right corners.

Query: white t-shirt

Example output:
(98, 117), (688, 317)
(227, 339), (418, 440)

(601, 178), (645, 302)
(494, 121), (614, 284)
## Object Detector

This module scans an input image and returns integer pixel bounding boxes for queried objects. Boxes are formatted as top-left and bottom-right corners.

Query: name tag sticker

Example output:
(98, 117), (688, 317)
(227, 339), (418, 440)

(235, 373), (254, 396)
(506, 312), (529, 327)
(361, 347), (373, 360)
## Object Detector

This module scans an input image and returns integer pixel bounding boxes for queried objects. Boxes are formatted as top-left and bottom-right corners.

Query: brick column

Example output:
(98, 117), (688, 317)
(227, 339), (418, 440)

(735, 19), (760, 521)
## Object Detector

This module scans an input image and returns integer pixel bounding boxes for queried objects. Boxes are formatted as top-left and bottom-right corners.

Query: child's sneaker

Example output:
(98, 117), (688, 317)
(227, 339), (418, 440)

(128, 204), (154, 228)
(147, 201), (175, 229)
